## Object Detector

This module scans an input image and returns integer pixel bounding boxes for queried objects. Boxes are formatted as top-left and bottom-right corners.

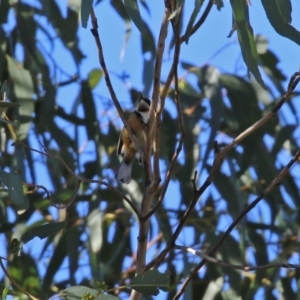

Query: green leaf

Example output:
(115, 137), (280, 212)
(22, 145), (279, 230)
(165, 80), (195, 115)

(87, 209), (103, 253)
(111, 0), (132, 58)
(197, 66), (223, 172)
(220, 74), (264, 173)
(219, 234), (242, 293)
(248, 229), (269, 266)
(261, 0), (300, 46)
(6, 55), (35, 139)
(43, 233), (68, 289)
(215, 0), (224, 10)
(0, 170), (29, 214)
(6, 55), (34, 100)
(124, 0), (146, 34)
(67, 227), (81, 285)
(21, 221), (68, 244)
(111, 0), (130, 21)
(276, 0), (292, 23)
(213, 172), (242, 217)
(229, 1), (265, 88)
(62, 286), (120, 299)
(258, 48), (286, 92)
(282, 276), (297, 299)
(81, 0), (93, 28)
(80, 81), (99, 140)
(0, 0), (10, 23)
(1, 286), (11, 299)
(271, 125), (296, 157)
(129, 270), (170, 295)
(62, 286), (98, 299)
(88, 69), (103, 89)
(8, 253), (40, 294)
(184, 0), (204, 44)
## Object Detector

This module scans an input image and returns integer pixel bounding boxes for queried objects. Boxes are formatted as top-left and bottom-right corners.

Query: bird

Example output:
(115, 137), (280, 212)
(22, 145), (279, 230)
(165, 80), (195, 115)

(115, 97), (151, 184)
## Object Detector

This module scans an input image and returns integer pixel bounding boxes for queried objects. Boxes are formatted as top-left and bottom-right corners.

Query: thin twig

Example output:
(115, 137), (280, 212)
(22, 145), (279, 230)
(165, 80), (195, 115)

(88, 179), (141, 219)
(19, 143), (141, 218)
(175, 245), (300, 271)
(14, 141), (50, 157)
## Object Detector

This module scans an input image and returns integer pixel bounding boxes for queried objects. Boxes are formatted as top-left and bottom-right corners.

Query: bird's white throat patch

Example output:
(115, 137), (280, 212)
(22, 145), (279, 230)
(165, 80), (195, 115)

(138, 111), (149, 123)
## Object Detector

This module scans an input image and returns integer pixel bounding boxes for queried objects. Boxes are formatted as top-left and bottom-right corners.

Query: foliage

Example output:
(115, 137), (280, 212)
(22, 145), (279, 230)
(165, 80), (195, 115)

(0, 0), (300, 300)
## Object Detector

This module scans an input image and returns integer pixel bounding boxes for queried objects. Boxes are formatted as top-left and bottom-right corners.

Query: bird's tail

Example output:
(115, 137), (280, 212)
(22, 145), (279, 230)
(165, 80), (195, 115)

(115, 161), (133, 184)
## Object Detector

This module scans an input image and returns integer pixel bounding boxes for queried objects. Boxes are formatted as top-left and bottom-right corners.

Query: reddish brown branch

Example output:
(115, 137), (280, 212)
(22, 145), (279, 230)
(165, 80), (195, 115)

(143, 9), (185, 221)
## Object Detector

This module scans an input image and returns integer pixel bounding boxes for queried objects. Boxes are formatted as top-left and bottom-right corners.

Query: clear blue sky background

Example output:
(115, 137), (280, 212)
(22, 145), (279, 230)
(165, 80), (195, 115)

(2, 0), (300, 299)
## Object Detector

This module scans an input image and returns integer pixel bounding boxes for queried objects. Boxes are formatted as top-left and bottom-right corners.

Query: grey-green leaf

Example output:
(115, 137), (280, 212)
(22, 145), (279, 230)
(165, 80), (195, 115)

(21, 221), (68, 244)
(62, 286), (119, 299)
(81, 0), (93, 28)
(124, 0), (146, 34)
(130, 270), (170, 295)
(229, 0), (266, 88)
(0, 170), (29, 213)
(6, 55), (34, 99)
(184, 0), (204, 44)
(261, 0), (300, 46)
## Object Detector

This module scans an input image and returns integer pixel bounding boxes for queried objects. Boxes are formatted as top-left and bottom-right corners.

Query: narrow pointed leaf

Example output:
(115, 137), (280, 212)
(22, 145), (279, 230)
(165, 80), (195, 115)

(229, 0), (265, 88)
(184, 0), (204, 44)
(0, 170), (29, 213)
(130, 270), (170, 295)
(124, 0), (146, 34)
(21, 221), (68, 244)
(81, 0), (93, 28)
(261, 0), (300, 46)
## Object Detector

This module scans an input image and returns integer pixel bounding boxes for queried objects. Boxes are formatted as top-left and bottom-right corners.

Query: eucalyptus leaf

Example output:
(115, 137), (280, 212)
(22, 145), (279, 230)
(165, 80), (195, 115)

(88, 69), (103, 89)
(261, 0), (300, 46)
(81, 0), (93, 28)
(124, 0), (146, 34)
(130, 270), (170, 295)
(0, 170), (29, 213)
(21, 221), (68, 244)
(184, 0), (204, 44)
(229, 0), (266, 88)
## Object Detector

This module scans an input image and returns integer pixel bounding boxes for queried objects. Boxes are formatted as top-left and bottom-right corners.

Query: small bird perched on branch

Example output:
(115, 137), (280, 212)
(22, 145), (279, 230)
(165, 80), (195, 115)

(115, 97), (151, 184)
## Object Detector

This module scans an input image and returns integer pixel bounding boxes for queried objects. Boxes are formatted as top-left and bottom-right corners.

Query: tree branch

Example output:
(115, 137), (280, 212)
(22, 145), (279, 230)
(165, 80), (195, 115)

(143, 9), (185, 221)
(145, 71), (300, 275)
(130, 5), (171, 300)
(174, 148), (300, 299)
